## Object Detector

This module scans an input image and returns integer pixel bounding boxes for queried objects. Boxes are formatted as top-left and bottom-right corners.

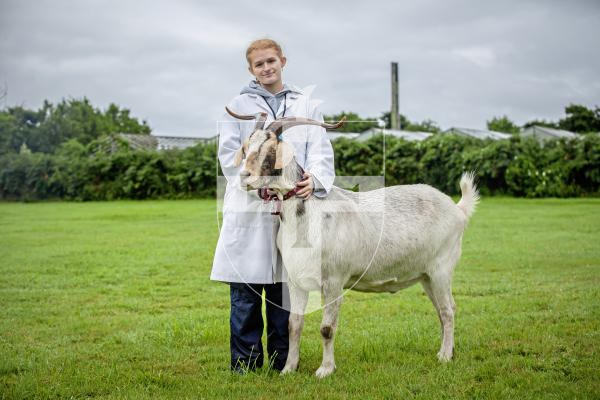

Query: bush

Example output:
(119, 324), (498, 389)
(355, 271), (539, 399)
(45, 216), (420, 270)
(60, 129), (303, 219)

(1, 134), (599, 201)
(332, 134), (600, 197)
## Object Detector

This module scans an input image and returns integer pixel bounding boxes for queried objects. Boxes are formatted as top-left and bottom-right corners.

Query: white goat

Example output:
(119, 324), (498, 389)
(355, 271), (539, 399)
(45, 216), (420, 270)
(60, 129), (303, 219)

(227, 108), (479, 378)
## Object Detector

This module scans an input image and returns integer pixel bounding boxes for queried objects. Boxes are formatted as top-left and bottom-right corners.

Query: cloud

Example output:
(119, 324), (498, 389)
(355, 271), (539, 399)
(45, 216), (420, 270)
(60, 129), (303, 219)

(453, 47), (497, 67)
(0, 0), (599, 136)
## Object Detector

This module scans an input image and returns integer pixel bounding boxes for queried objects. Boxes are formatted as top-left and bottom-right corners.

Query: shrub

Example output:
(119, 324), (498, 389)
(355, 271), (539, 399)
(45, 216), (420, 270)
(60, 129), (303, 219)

(1, 134), (599, 201)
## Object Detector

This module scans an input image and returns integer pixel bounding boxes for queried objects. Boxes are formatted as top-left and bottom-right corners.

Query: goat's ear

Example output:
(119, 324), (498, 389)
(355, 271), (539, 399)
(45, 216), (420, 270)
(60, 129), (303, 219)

(233, 140), (247, 167)
(275, 141), (294, 169)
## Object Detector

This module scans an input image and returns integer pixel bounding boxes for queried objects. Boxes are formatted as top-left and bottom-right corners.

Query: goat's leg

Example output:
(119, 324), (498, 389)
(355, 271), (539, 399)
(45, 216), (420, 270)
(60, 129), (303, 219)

(281, 283), (308, 374)
(315, 282), (343, 378)
(422, 279), (442, 328)
(424, 273), (455, 362)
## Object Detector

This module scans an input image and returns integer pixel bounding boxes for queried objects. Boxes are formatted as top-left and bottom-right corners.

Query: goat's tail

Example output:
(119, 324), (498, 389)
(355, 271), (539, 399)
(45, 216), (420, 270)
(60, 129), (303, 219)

(456, 171), (480, 220)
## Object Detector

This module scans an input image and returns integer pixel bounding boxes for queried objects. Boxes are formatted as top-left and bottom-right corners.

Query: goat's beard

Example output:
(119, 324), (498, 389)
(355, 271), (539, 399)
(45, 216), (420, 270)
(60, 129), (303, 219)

(240, 175), (272, 191)
(240, 177), (260, 190)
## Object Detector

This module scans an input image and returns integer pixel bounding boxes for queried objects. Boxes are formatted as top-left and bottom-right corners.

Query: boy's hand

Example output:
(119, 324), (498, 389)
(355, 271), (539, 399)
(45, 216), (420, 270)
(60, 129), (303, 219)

(296, 172), (314, 199)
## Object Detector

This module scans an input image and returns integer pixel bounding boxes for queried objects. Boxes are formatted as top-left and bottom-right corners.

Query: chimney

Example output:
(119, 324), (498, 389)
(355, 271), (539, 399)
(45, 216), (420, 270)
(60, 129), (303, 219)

(391, 62), (399, 130)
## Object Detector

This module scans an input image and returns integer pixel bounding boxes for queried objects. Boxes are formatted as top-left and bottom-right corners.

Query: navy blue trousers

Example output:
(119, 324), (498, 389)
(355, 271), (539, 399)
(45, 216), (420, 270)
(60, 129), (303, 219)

(229, 282), (290, 371)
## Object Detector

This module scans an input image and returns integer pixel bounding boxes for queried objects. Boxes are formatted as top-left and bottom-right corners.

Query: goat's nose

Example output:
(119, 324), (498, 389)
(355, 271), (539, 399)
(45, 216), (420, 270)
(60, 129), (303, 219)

(240, 171), (250, 178)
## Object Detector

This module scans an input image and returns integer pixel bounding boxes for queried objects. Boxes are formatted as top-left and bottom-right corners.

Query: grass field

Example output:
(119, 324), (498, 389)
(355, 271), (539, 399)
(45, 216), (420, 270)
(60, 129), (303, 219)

(1, 197), (599, 399)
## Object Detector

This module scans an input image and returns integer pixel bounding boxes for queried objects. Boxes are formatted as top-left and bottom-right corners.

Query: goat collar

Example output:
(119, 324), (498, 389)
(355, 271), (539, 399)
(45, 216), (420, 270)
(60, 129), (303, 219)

(257, 164), (306, 215)
(258, 186), (302, 215)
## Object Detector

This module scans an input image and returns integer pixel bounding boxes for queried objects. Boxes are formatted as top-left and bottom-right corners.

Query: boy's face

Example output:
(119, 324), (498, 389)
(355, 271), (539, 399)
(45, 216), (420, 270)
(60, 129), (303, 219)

(248, 48), (287, 87)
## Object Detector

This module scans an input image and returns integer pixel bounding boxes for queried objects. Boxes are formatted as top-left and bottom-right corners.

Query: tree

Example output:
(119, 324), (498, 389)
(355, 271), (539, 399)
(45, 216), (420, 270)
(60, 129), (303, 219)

(487, 115), (520, 134)
(522, 119), (558, 129)
(0, 97), (152, 154)
(380, 112), (440, 133)
(0, 106), (47, 154)
(558, 104), (600, 133)
(323, 111), (379, 133)
(105, 103), (151, 134)
(405, 119), (441, 133)
(380, 112), (409, 130)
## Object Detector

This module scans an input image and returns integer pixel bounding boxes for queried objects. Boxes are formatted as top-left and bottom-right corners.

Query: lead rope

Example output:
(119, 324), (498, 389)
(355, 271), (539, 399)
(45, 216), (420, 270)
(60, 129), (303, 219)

(257, 165), (305, 215)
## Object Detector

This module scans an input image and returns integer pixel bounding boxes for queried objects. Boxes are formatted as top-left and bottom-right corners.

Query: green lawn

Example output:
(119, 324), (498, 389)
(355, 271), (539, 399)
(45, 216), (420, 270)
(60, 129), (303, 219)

(1, 198), (599, 399)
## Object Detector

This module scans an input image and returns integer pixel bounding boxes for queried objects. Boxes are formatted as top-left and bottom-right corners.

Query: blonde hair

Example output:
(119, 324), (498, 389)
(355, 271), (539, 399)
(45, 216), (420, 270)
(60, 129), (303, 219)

(246, 38), (284, 64)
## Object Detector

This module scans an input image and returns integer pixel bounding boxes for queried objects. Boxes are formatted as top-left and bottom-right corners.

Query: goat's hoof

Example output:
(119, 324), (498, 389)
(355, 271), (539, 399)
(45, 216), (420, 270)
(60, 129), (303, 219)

(315, 364), (336, 378)
(437, 350), (453, 362)
(280, 363), (298, 375)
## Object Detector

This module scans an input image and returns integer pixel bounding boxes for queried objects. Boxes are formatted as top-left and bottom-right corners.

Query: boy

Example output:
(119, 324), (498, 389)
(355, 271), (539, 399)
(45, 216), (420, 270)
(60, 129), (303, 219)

(211, 39), (335, 373)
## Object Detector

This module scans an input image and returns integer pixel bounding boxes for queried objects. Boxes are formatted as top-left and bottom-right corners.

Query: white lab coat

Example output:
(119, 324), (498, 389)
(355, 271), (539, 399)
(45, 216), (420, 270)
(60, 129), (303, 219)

(210, 85), (335, 284)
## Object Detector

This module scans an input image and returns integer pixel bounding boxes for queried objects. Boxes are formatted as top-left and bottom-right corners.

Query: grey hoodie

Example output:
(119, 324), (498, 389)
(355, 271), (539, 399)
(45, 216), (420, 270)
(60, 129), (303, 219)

(240, 80), (297, 118)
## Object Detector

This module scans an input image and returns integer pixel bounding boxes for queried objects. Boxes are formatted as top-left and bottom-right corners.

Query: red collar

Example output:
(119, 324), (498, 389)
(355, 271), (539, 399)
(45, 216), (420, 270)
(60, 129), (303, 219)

(258, 187), (302, 215)
(282, 187), (301, 200)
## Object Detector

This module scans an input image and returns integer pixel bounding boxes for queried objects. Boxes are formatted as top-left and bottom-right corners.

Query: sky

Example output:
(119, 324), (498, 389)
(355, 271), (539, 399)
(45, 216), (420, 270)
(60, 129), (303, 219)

(1, 0), (599, 138)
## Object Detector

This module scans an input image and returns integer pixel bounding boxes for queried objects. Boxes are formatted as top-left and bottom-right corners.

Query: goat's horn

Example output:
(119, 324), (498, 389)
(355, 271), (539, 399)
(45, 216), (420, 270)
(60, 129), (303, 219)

(266, 116), (347, 136)
(225, 107), (255, 120)
(225, 107), (268, 130)
(225, 107), (268, 122)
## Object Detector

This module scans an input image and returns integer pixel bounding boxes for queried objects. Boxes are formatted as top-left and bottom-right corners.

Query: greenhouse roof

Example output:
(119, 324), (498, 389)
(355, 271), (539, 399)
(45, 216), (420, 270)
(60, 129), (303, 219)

(442, 127), (511, 140)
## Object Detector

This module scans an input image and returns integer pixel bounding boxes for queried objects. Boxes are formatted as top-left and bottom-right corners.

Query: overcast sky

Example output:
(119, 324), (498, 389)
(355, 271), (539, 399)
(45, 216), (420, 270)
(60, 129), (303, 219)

(1, 0), (599, 137)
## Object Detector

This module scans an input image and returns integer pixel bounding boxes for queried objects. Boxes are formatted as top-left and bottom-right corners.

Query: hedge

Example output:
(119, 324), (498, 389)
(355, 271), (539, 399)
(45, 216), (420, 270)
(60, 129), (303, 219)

(1, 134), (599, 201)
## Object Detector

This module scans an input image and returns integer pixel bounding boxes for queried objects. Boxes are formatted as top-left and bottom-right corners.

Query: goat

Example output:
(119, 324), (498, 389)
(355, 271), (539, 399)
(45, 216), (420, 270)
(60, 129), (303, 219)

(226, 107), (479, 378)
